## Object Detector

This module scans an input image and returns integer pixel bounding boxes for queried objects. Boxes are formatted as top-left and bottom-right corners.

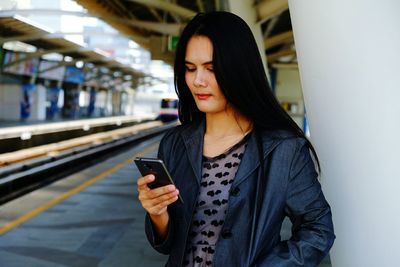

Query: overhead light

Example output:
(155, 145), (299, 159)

(3, 41), (37, 53)
(128, 40), (139, 48)
(278, 55), (295, 63)
(64, 56), (73, 62)
(129, 49), (142, 57)
(75, 61), (84, 68)
(42, 53), (63, 61)
(100, 67), (109, 73)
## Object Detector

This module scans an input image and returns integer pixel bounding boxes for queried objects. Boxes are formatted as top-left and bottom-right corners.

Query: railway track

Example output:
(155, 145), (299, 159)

(0, 121), (176, 204)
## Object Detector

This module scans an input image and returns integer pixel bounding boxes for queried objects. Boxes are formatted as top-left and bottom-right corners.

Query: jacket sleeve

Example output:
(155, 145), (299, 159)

(144, 212), (175, 255)
(255, 140), (335, 266)
(144, 131), (176, 255)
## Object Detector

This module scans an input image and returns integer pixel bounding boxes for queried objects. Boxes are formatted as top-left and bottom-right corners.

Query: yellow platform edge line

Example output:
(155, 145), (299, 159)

(0, 143), (158, 235)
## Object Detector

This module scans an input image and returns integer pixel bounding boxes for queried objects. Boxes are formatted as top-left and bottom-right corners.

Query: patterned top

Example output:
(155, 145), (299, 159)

(183, 135), (249, 266)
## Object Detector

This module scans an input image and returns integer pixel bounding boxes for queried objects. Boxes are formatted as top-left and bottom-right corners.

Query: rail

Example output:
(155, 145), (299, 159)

(0, 121), (176, 204)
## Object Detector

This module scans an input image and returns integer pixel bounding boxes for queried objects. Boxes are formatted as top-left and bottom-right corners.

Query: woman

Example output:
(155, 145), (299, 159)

(137, 12), (335, 266)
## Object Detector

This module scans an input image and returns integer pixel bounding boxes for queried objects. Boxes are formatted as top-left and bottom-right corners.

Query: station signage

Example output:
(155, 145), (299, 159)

(168, 36), (179, 51)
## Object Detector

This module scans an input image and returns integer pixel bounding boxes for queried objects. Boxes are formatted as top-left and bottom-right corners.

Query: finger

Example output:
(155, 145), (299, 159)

(137, 175), (155, 190)
(142, 189), (179, 208)
(148, 195), (179, 214)
(140, 188), (178, 206)
(146, 184), (176, 199)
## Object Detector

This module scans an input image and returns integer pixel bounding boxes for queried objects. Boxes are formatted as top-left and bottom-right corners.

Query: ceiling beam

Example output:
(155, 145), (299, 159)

(148, 7), (163, 21)
(272, 62), (298, 69)
(129, 20), (183, 35)
(263, 15), (280, 38)
(3, 47), (94, 68)
(38, 58), (104, 73)
(38, 60), (78, 74)
(75, 0), (151, 49)
(196, 0), (205, 12)
(53, 31), (120, 37)
(0, 31), (123, 44)
(215, 0), (221, 11)
(0, 33), (47, 43)
(125, 0), (196, 19)
(264, 31), (293, 50)
(257, 0), (288, 23)
(0, 12), (149, 46)
(0, 9), (87, 17)
(267, 48), (295, 63)
(103, 16), (183, 36)
(113, 0), (136, 19)
(169, 0), (183, 23)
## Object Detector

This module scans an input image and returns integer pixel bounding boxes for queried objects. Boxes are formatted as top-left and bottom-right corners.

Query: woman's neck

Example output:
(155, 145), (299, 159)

(203, 110), (252, 158)
(205, 110), (252, 138)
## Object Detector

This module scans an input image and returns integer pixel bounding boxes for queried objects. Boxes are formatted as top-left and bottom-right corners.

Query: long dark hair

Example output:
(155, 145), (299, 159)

(174, 11), (320, 171)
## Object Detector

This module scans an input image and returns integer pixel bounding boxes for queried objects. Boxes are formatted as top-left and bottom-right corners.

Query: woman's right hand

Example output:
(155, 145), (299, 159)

(137, 174), (180, 216)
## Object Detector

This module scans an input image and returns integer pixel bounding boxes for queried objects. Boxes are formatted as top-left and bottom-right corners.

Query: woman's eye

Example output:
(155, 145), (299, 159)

(185, 67), (196, 72)
(207, 68), (214, 72)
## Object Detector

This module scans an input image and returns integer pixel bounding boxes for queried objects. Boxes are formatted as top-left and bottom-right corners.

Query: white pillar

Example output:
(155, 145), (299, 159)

(288, 1), (400, 266)
(30, 84), (46, 121)
(226, 0), (268, 72)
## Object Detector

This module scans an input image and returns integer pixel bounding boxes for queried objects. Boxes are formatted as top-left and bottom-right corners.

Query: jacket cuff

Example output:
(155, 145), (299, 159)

(145, 212), (173, 254)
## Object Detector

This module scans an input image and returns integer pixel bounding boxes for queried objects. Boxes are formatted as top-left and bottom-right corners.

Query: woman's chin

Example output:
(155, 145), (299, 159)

(195, 101), (230, 115)
(195, 103), (214, 113)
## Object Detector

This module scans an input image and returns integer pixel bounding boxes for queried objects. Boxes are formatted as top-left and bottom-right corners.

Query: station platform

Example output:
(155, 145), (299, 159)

(0, 134), (331, 267)
(0, 135), (166, 267)
(0, 114), (159, 155)
(0, 114), (157, 140)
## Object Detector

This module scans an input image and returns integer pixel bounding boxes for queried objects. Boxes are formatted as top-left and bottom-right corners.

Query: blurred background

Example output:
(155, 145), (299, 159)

(0, 1), (398, 267)
(0, 0), (305, 130)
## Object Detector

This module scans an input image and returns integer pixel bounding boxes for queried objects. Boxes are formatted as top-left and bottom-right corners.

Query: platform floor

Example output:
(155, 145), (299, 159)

(0, 134), (331, 267)
(0, 114), (157, 140)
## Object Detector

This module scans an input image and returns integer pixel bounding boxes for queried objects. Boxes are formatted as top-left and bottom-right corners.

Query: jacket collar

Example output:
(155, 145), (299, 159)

(233, 131), (281, 186)
(180, 119), (284, 186)
(180, 119), (206, 185)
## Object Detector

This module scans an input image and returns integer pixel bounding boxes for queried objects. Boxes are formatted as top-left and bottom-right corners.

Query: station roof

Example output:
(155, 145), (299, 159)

(0, 15), (144, 86)
(0, 0), (295, 87)
(75, 0), (295, 65)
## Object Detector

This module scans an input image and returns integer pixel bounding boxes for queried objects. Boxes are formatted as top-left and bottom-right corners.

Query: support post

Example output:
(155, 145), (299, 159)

(289, 1), (400, 266)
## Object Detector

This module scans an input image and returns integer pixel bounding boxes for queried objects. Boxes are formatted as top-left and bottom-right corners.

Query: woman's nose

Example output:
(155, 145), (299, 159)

(193, 71), (207, 87)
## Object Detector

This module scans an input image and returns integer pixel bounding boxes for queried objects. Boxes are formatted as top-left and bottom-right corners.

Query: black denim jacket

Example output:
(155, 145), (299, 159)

(145, 120), (335, 266)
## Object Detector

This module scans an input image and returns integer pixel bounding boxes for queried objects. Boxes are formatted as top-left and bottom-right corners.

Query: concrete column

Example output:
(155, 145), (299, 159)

(225, 0), (268, 72)
(0, 84), (20, 120)
(30, 84), (46, 121)
(288, 1), (400, 266)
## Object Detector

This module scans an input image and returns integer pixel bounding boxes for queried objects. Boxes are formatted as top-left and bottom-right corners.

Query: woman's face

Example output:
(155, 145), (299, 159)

(185, 36), (230, 115)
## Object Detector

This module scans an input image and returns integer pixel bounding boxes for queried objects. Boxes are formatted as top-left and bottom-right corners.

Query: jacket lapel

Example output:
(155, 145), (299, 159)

(233, 131), (282, 187)
(180, 120), (205, 185)
(180, 121), (286, 187)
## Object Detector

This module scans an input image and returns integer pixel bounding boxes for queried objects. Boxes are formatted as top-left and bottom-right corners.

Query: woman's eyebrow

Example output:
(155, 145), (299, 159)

(185, 60), (213, 65)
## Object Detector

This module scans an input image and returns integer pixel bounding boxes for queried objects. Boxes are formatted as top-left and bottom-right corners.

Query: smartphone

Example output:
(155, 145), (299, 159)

(134, 157), (183, 203)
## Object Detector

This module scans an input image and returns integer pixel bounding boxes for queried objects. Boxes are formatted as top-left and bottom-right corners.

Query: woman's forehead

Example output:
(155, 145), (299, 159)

(185, 36), (213, 63)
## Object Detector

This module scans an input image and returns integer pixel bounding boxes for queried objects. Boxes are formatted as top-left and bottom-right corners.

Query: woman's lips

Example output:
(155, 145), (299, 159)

(196, 94), (211, 100)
